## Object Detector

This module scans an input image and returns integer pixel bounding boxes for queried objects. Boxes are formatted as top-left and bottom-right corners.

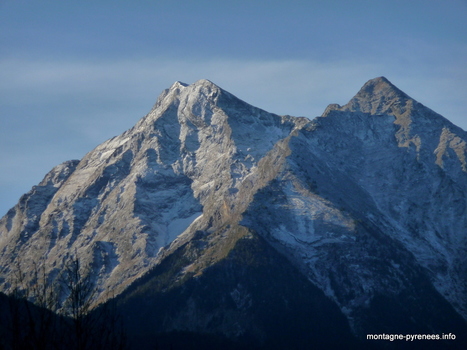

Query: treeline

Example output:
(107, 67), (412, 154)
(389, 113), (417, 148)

(0, 257), (127, 350)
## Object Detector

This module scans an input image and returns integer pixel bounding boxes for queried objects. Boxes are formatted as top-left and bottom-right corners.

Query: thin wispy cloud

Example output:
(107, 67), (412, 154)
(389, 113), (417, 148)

(2, 55), (464, 122)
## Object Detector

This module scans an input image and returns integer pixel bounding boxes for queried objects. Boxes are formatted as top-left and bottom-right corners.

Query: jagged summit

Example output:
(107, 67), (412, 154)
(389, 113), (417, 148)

(341, 76), (412, 115)
(168, 79), (220, 91)
(191, 78), (218, 87)
(357, 76), (408, 101)
(321, 77), (414, 118)
(359, 76), (402, 93)
(151, 79), (222, 109)
(156, 79), (233, 111)
(169, 80), (189, 89)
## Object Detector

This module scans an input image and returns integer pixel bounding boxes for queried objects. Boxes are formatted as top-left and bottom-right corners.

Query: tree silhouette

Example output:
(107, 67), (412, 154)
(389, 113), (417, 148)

(1, 255), (127, 350)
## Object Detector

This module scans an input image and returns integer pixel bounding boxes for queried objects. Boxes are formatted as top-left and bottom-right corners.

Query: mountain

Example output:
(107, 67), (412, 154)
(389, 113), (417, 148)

(1, 77), (466, 349)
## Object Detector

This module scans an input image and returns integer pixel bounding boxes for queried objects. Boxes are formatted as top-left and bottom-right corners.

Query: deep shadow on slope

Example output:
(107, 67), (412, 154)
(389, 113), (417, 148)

(107, 222), (467, 350)
(109, 231), (360, 350)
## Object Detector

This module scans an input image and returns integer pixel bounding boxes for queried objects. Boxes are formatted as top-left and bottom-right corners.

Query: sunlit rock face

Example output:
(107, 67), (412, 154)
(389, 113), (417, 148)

(1, 77), (466, 347)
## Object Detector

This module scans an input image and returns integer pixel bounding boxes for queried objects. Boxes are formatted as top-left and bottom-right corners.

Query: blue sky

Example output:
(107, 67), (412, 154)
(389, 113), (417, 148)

(1, 0), (466, 216)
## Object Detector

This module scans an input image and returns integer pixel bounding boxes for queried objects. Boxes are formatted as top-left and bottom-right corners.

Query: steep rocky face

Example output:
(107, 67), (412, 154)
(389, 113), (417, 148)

(0, 79), (301, 304)
(241, 78), (467, 335)
(313, 77), (467, 320)
(1, 77), (466, 347)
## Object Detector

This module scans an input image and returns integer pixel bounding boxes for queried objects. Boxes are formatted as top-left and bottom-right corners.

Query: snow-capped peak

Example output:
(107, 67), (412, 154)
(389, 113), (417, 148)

(169, 81), (189, 90)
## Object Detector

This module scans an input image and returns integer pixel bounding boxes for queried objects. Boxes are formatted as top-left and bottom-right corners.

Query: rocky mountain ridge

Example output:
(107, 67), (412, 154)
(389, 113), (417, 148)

(1, 77), (466, 347)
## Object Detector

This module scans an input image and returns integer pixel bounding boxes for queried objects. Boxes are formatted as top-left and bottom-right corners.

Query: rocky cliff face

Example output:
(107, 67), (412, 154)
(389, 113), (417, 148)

(1, 77), (466, 347)
(242, 77), (467, 338)
(0, 79), (302, 303)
